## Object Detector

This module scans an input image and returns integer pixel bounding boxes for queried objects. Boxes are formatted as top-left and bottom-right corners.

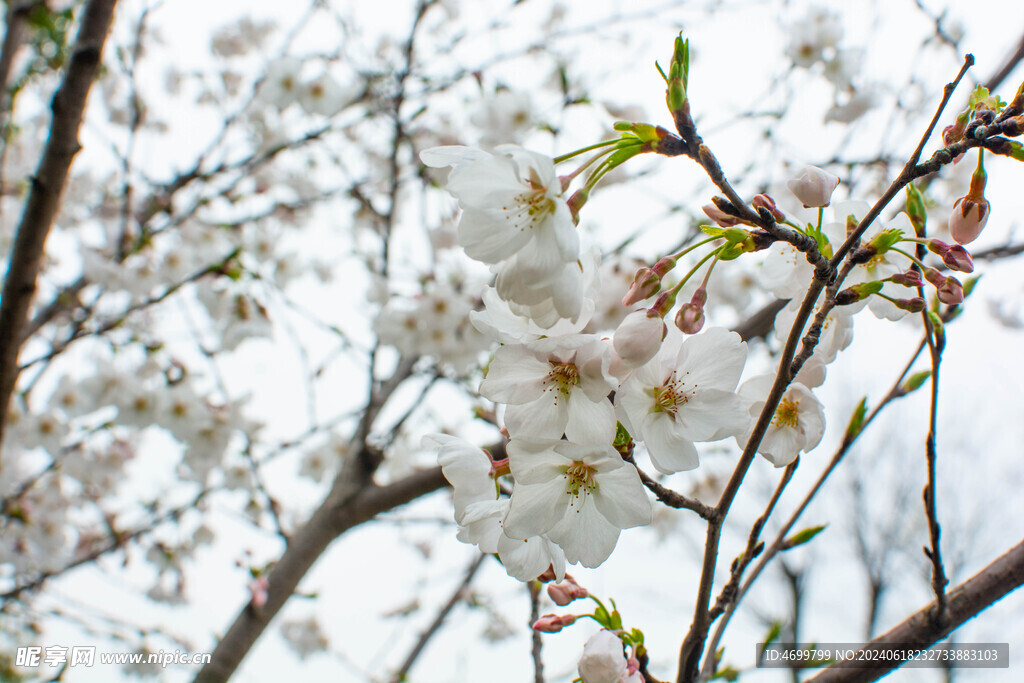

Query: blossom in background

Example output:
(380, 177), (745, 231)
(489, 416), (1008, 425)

(503, 433), (652, 568)
(471, 90), (534, 148)
(616, 327), (750, 473)
(298, 72), (351, 117)
(773, 295), (854, 365)
(258, 57), (303, 110)
(280, 617), (329, 659)
(737, 375), (825, 467)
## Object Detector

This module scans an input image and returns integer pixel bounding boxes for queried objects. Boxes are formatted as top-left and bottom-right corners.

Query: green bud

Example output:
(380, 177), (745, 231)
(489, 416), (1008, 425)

(783, 525), (827, 550)
(905, 184), (927, 237)
(901, 370), (932, 395)
(613, 422), (632, 449)
(845, 397), (868, 440)
(867, 228), (903, 256)
(717, 242), (744, 260)
(666, 35), (689, 114)
(723, 227), (749, 244)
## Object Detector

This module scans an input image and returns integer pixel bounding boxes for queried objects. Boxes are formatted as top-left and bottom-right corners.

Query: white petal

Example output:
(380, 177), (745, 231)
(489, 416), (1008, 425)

(677, 389), (751, 442)
(503, 478), (570, 539)
(479, 346), (550, 404)
(546, 496), (620, 567)
(504, 397), (568, 440)
(641, 413), (700, 473)
(497, 533), (564, 581)
(592, 466), (652, 529)
(420, 145), (489, 168)
(564, 394), (616, 444)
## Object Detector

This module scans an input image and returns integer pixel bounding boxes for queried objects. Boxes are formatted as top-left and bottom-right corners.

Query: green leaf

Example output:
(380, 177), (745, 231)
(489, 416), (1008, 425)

(783, 524), (827, 550)
(711, 665), (740, 681)
(761, 621), (782, 654)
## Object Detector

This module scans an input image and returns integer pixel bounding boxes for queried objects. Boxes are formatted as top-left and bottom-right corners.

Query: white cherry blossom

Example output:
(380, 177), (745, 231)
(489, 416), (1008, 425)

(479, 335), (615, 441)
(616, 327), (750, 473)
(737, 375), (825, 467)
(419, 145), (579, 277)
(502, 432), (652, 568)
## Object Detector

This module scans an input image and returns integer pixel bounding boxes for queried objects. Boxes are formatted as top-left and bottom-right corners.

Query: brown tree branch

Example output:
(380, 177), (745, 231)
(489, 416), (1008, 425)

(0, 0), (118, 457)
(193, 464), (449, 683)
(806, 537), (1024, 683)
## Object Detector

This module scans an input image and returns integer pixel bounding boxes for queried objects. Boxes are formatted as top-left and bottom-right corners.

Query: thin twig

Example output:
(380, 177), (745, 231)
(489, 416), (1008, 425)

(388, 552), (486, 683)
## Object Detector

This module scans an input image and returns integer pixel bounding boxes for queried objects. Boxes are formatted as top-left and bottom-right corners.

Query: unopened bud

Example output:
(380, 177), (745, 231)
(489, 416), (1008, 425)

(924, 268), (964, 305)
(547, 580), (588, 606)
(703, 202), (740, 227)
(533, 614), (577, 633)
(613, 310), (667, 368)
(889, 269), (924, 288)
(949, 151), (989, 245)
(893, 296), (926, 313)
(836, 281), (883, 305)
(786, 165), (840, 208)
(674, 303), (705, 333)
(942, 111), (968, 146)
(567, 188), (589, 225)
(752, 193), (785, 221)
(927, 239), (974, 273)
(622, 268), (661, 306)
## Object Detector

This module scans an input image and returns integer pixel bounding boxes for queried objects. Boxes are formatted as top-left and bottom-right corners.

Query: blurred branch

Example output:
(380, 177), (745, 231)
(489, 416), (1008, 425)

(0, 0), (118, 456)
(193, 464), (449, 683)
(388, 552), (486, 683)
(806, 537), (1024, 683)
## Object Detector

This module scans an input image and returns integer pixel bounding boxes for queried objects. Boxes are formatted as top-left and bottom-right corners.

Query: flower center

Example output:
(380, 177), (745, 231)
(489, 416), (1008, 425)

(773, 398), (800, 429)
(503, 168), (556, 232)
(544, 360), (580, 400)
(563, 461), (597, 500)
(649, 370), (695, 419)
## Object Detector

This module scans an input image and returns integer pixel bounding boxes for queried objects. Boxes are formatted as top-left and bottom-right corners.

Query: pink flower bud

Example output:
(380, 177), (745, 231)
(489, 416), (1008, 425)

(942, 244), (974, 273)
(786, 165), (840, 208)
(536, 566), (560, 583)
(613, 310), (666, 369)
(924, 268), (964, 305)
(702, 203), (740, 227)
(927, 240), (975, 273)
(889, 269), (924, 288)
(936, 277), (964, 305)
(893, 297), (926, 313)
(674, 304), (705, 334)
(621, 268), (661, 306)
(752, 193), (786, 221)
(547, 579), (588, 606)
(948, 196), (989, 245)
(533, 614), (576, 633)
(949, 152), (989, 245)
